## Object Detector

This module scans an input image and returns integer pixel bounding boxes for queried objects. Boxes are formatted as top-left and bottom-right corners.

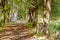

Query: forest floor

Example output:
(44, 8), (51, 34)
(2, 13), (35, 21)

(0, 24), (54, 40)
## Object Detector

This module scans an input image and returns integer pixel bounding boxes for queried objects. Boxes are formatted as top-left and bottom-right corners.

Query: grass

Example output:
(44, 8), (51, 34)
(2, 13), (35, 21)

(49, 20), (60, 34)
(0, 26), (7, 31)
(0, 22), (14, 31)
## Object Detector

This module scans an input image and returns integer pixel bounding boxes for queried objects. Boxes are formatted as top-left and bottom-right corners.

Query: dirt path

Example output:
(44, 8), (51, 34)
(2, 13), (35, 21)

(0, 24), (54, 40)
(0, 25), (35, 40)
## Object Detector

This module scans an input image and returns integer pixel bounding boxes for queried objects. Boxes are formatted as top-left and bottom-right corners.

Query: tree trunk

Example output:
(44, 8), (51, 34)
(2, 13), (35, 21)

(1, 0), (6, 24)
(43, 0), (51, 36)
(0, 0), (9, 24)
(28, 0), (38, 27)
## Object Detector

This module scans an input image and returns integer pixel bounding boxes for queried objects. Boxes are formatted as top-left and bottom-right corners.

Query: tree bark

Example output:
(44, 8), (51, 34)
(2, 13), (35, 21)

(43, 0), (51, 36)
(0, 0), (9, 24)
(28, 0), (38, 26)
(1, 0), (6, 24)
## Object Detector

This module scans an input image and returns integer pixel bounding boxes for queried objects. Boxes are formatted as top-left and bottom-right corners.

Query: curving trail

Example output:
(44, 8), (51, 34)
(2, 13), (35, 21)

(0, 24), (35, 40)
(0, 24), (54, 40)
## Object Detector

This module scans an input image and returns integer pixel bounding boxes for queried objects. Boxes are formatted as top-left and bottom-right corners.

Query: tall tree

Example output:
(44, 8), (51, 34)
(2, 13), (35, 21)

(43, 0), (51, 36)
(1, 0), (6, 24)
(0, 0), (10, 25)
(28, 0), (38, 26)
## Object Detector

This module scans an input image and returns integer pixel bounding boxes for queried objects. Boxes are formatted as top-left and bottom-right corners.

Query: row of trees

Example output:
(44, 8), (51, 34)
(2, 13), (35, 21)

(0, 0), (51, 36)
(28, 0), (51, 36)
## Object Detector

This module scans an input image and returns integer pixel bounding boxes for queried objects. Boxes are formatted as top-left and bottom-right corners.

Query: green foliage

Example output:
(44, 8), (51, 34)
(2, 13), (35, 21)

(50, 20), (60, 34)
(48, 0), (60, 34)
(0, 0), (60, 36)
(51, 0), (60, 20)
(25, 22), (33, 28)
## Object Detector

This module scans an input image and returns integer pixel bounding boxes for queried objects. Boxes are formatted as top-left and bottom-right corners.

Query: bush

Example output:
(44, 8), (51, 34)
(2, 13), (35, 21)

(50, 20), (60, 34)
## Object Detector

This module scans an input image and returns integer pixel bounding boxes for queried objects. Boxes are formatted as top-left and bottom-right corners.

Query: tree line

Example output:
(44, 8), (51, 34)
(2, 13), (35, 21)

(0, 0), (51, 36)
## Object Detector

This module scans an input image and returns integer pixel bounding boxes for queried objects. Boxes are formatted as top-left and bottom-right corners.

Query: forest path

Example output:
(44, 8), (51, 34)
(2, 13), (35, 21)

(0, 24), (54, 40)
(0, 24), (35, 40)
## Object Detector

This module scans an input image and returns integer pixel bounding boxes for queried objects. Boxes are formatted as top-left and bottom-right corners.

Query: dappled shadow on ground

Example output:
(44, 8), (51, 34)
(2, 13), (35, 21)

(0, 24), (54, 40)
(0, 24), (35, 40)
